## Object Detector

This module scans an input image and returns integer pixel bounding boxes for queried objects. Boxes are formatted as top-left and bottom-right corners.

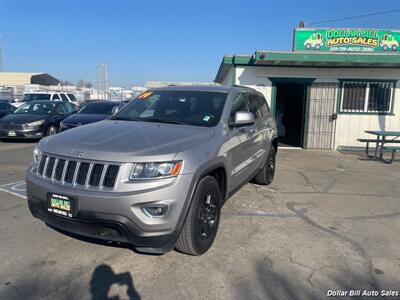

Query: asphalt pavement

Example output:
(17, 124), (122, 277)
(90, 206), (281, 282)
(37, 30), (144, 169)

(0, 142), (399, 300)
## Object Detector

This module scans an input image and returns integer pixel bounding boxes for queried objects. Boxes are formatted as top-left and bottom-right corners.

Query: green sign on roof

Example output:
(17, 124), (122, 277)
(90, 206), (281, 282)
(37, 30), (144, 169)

(294, 28), (400, 53)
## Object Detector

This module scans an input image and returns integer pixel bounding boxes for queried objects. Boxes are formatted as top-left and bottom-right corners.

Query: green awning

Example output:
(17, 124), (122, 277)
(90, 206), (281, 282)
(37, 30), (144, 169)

(215, 51), (400, 83)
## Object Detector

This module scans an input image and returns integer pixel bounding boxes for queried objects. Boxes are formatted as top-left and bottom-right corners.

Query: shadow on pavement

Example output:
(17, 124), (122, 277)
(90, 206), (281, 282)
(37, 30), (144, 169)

(0, 139), (38, 143)
(90, 264), (141, 300)
(48, 226), (165, 256)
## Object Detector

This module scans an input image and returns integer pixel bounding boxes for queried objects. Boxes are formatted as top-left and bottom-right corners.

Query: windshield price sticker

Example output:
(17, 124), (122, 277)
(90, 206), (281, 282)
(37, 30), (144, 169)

(137, 92), (153, 100)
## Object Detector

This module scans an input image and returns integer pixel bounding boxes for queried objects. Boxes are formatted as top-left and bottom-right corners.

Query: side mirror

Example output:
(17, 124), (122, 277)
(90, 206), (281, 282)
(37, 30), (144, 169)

(111, 106), (119, 115)
(229, 111), (255, 127)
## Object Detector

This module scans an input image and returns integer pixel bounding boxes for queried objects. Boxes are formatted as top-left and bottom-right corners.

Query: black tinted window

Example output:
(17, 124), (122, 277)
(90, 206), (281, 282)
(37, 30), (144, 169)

(257, 95), (269, 117)
(23, 94), (51, 102)
(79, 102), (118, 115)
(247, 93), (261, 119)
(67, 94), (78, 102)
(60, 93), (69, 102)
(230, 93), (248, 122)
(52, 94), (61, 100)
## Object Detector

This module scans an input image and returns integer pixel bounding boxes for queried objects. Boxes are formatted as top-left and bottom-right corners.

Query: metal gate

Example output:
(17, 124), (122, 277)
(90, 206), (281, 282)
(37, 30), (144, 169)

(306, 82), (338, 149)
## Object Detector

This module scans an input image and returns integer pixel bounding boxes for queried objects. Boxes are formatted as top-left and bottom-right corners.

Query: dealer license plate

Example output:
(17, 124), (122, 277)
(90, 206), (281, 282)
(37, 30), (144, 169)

(47, 193), (75, 218)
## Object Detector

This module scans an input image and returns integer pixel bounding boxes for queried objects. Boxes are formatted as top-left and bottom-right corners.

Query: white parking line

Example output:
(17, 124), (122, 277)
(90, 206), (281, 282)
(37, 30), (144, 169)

(0, 187), (27, 199)
(11, 182), (26, 192)
(0, 181), (27, 199)
(0, 181), (25, 188)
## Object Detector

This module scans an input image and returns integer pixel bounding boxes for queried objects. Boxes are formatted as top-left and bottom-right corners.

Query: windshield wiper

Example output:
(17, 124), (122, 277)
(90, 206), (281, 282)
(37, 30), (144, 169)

(142, 118), (188, 125)
(109, 116), (138, 121)
(109, 116), (187, 125)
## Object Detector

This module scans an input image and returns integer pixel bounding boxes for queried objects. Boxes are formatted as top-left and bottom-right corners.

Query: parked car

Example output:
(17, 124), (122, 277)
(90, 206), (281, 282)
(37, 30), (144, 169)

(12, 92), (79, 108)
(0, 100), (77, 140)
(26, 86), (278, 255)
(0, 100), (15, 119)
(59, 101), (125, 131)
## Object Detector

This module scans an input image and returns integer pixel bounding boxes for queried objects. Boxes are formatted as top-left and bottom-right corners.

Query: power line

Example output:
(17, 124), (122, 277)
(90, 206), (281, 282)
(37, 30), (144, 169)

(308, 9), (400, 26)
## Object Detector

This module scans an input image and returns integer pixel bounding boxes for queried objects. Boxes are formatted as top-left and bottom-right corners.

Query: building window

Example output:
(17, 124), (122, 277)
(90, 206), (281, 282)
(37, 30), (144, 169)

(340, 80), (394, 113)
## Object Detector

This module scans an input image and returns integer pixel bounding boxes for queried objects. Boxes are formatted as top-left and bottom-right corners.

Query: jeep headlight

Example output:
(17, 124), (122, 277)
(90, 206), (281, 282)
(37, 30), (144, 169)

(27, 119), (45, 127)
(129, 161), (182, 180)
(32, 146), (42, 168)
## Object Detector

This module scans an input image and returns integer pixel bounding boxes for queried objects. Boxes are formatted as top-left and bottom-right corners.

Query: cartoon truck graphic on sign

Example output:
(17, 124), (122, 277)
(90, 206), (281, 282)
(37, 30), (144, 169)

(380, 34), (398, 51)
(304, 33), (324, 49)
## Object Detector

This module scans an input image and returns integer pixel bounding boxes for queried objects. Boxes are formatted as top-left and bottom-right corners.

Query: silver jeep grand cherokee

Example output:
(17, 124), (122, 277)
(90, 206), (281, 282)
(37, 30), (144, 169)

(27, 86), (278, 255)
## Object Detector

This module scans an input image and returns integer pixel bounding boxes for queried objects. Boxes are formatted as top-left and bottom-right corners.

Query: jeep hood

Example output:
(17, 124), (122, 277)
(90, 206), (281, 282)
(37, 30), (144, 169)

(39, 120), (215, 162)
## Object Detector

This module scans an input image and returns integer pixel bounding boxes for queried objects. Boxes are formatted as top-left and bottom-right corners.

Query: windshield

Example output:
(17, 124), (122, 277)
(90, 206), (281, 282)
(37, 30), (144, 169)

(113, 91), (227, 127)
(14, 102), (56, 114)
(23, 93), (51, 102)
(78, 102), (118, 114)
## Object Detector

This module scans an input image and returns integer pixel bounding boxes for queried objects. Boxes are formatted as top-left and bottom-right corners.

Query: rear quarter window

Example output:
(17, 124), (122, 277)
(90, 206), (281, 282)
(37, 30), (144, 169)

(257, 94), (269, 118)
(67, 94), (78, 102)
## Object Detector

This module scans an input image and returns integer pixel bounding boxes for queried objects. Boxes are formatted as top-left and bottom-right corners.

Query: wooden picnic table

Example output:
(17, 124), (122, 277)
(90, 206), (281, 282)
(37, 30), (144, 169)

(365, 130), (400, 160)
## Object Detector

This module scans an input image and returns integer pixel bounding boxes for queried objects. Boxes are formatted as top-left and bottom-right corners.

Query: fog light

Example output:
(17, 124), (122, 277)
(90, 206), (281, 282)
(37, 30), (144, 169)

(142, 205), (168, 217)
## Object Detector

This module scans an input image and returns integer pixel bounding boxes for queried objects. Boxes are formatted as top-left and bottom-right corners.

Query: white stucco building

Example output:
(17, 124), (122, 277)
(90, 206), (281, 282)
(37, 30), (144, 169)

(215, 30), (400, 150)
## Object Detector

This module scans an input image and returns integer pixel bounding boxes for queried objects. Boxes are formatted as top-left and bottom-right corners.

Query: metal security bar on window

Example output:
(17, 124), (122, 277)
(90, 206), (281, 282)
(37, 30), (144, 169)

(368, 82), (393, 112)
(341, 81), (367, 112)
(341, 81), (393, 113)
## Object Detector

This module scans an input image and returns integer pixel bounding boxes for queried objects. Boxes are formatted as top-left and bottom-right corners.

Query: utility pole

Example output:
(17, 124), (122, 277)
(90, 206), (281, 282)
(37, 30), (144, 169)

(0, 35), (3, 72)
(96, 63), (108, 100)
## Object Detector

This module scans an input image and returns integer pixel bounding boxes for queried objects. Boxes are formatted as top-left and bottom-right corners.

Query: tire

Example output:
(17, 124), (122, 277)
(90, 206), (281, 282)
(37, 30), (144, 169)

(392, 45), (398, 51)
(46, 125), (58, 136)
(252, 146), (276, 185)
(175, 176), (222, 256)
(383, 45), (388, 51)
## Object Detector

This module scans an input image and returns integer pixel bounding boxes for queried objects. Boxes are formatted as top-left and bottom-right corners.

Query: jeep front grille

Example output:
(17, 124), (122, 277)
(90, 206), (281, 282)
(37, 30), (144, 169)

(36, 154), (120, 190)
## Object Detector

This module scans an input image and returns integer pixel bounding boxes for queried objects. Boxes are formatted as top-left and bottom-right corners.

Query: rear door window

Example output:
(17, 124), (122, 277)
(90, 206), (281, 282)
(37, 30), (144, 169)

(52, 94), (61, 101)
(230, 93), (248, 123)
(60, 93), (69, 102)
(257, 94), (269, 118)
(247, 93), (261, 119)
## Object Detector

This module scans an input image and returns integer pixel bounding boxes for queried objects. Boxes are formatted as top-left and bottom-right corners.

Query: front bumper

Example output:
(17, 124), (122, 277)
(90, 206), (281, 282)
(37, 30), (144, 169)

(0, 127), (44, 139)
(26, 170), (195, 253)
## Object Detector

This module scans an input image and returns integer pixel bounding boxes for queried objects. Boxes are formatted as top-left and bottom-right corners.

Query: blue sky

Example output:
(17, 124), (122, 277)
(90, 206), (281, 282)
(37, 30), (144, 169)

(1, 0), (399, 87)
